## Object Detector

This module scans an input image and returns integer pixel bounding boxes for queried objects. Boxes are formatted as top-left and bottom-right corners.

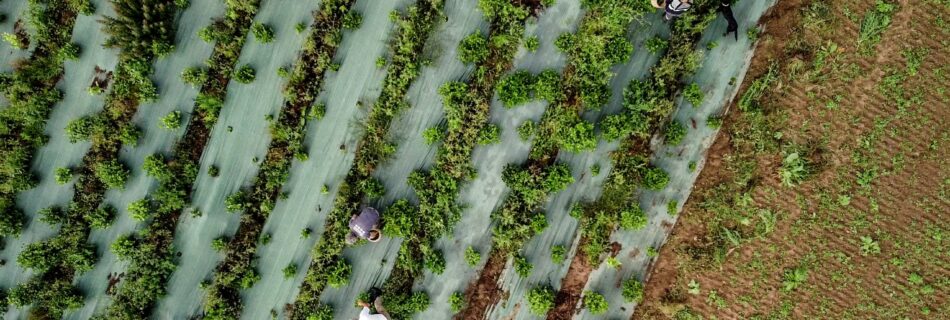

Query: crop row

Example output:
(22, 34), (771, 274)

(0, 0), (82, 237)
(548, 1), (725, 317)
(7, 0), (182, 317)
(287, 1), (444, 319)
(376, 0), (549, 319)
(454, 0), (654, 317)
(102, 0), (264, 318)
(201, 1), (359, 318)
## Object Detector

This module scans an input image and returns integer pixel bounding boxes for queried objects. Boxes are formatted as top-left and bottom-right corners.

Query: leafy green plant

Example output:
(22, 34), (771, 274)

(96, 159), (129, 189)
(128, 199), (150, 221)
(514, 254), (532, 277)
(605, 256), (621, 269)
(667, 200), (678, 215)
(524, 35), (540, 52)
(781, 266), (809, 292)
(860, 236), (881, 255)
(551, 245), (565, 263)
(664, 121), (687, 145)
(458, 32), (488, 64)
(779, 152), (809, 186)
(211, 236), (229, 251)
(423, 126), (444, 145)
(518, 120), (536, 141)
(449, 292), (464, 312)
(327, 259), (352, 288)
(208, 165), (219, 177)
(181, 67), (206, 87)
(283, 263), (297, 279)
(533, 69), (562, 102)
(251, 22), (274, 43)
(160, 110), (182, 129)
(642, 166), (669, 190)
(54, 167), (72, 185)
(496, 71), (535, 108)
(464, 246), (481, 267)
(646, 36), (668, 54)
(526, 286), (555, 315)
(478, 124), (501, 145)
(683, 83), (703, 106)
(342, 11), (363, 29)
(622, 278), (644, 303)
(583, 290), (608, 314)
(233, 64), (256, 84)
(620, 207), (647, 230)
(857, 0), (896, 55)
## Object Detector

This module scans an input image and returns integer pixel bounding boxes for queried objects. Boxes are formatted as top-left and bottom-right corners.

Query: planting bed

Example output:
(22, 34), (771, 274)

(0, 0), (942, 319)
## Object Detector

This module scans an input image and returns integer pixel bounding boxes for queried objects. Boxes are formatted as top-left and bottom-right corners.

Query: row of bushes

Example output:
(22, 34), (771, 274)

(200, 1), (360, 318)
(7, 0), (182, 318)
(377, 1), (543, 318)
(0, 0), (84, 238)
(101, 1), (263, 318)
(288, 2), (445, 319)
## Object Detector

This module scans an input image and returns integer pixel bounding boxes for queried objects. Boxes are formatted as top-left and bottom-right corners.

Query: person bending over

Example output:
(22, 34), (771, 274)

(346, 207), (382, 245)
(356, 288), (391, 320)
(651, 0), (692, 21)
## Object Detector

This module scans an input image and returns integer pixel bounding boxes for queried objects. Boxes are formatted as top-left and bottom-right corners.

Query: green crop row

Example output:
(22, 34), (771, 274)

(575, 0), (720, 267)
(199, 1), (359, 318)
(7, 0), (182, 318)
(0, 0), (84, 237)
(288, 2), (445, 319)
(102, 1), (263, 318)
(375, 1), (543, 318)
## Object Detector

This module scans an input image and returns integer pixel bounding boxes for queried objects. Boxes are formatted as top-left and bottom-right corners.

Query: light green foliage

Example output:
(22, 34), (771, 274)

(557, 118), (597, 152)
(524, 35), (540, 52)
(620, 206), (647, 230)
(375, 57), (386, 68)
(518, 120), (536, 141)
(642, 166), (669, 190)
(496, 71), (535, 108)
(211, 236), (228, 251)
(526, 286), (555, 315)
(683, 83), (703, 106)
(781, 266), (808, 291)
(478, 124), (501, 145)
(533, 69), (562, 102)
(664, 121), (687, 145)
(300, 228), (311, 239)
(2, 32), (27, 49)
(860, 236), (881, 256)
(465, 246), (481, 267)
(54, 167), (72, 185)
(383, 200), (416, 238)
(605, 256), (621, 269)
(88, 205), (116, 229)
(583, 290), (608, 314)
(667, 200), (678, 215)
(513, 254), (532, 277)
(551, 245), (566, 263)
(779, 152), (809, 186)
(308, 102), (326, 120)
(622, 278), (644, 303)
(458, 32), (489, 64)
(160, 110), (182, 129)
(707, 116), (722, 128)
(251, 22), (274, 43)
(128, 199), (150, 221)
(449, 291), (464, 312)
(208, 165), (219, 177)
(295, 22), (306, 33)
(858, 0), (897, 55)
(746, 27), (760, 42)
(233, 64), (256, 83)
(646, 36), (668, 54)
(327, 259), (351, 288)
(181, 67), (206, 87)
(423, 126), (444, 145)
(224, 190), (247, 212)
(424, 249), (446, 274)
(96, 159), (129, 189)
(59, 43), (80, 60)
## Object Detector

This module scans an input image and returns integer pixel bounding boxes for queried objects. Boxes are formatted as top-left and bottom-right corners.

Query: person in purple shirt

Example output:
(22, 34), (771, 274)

(346, 207), (382, 244)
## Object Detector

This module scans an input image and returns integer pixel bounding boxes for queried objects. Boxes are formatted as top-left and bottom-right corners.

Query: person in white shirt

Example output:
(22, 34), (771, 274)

(651, 0), (693, 21)
(357, 296), (390, 320)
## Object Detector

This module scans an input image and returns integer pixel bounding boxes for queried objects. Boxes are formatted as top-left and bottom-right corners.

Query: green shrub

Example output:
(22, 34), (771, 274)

(358, 178), (385, 198)
(667, 200), (678, 215)
(458, 32), (488, 64)
(583, 290), (608, 314)
(518, 120), (536, 141)
(295, 22), (306, 33)
(327, 259), (351, 288)
(558, 119), (597, 152)
(224, 190), (247, 212)
(422, 126), (443, 145)
(642, 166), (669, 190)
(524, 36), (540, 52)
(543, 163), (574, 192)
(478, 124), (501, 145)
(59, 43), (80, 60)
(622, 278), (644, 303)
(646, 36), (668, 54)
(251, 22), (274, 43)
(683, 83), (703, 106)
(424, 250), (446, 274)
(160, 110), (182, 129)
(496, 71), (535, 108)
(233, 64), (256, 84)
(38, 206), (66, 225)
(664, 121), (686, 145)
(54, 167), (72, 185)
(620, 206), (647, 230)
(513, 254), (532, 277)
(343, 11), (363, 29)
(208, 165), (219, 177)
(707, 116), (722, 128)
(128, 199), (150, 221)
(211, 236), (229, 251)
(300, 228), (311, 239)
(283, 263), (297, 279)
(554, 33), (573, 52)
(308, 102), (327, 120)
(449, 292), (464, 312)
(88, 205), (116, 229)
(551, 245), (565, 263)
(533, 69), (562, 102)
(96, 159), (129, 189)
(526, 286), (555, 315)
(181, 67), (206, 86)
(383, 200), (415, 238)
(606, 256), (622, 269)
(464, 246), (481, 267)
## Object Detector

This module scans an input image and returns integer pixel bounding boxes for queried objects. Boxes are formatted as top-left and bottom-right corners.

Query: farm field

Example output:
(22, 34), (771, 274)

(0, 0), (943, 320)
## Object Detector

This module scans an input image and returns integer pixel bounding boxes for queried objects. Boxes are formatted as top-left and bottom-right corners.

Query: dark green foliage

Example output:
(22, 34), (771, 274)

(449, 291), (464, 312)
(642, 166), (669, 190)
(283, 263), (297, 278)
(518, 120), (536, 141)
(251, 22), (274, 43)
(683, 83), (703, 106)
(583, 290), (608, 314)
(533, 69), (562, 102)
(496, 71), (535, 107)
(326, 259), (351, 289)
(458, 31), (489, 63)
(526, 286), (555, 315)
(422, 126), (444, 145)
(233, 64), (256, 83)
(465, 246), (481, 267)
(342, 11), (362, 29)
(622, 277), (644, 302)
(524, 35), (539, 52)
(103, 0), (178, 60)
(55, 167), (73, 185)
(513, 254), (532, 277)
(383, 200), (416, 238)
(181, 66), (206, 86)
(88, 205), (117, 229)
(664, 120), (687, 145)
(96, 159), (129, 189)
(646, 36), (668, 54)
(211, 236), (229, 251)
(381, 291), (429, 319)
(551, 245), (565, 263)
(424, 249), (446, 274)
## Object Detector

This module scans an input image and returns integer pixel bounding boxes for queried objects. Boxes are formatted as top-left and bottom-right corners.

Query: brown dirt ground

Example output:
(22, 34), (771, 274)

(638, 0), (949, 319)
(456, 251), (508, 320)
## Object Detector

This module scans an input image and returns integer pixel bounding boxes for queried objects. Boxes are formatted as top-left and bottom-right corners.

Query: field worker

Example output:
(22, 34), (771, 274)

(720, 0), (740, 40)
(651, 0), (692, 21)
(356, 294), (390, 320)
(346, 207), (382, 244)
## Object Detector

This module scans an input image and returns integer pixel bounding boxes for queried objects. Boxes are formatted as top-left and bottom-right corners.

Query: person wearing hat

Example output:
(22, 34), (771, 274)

(346, 207), (382, 244)
(652, 0), (692, 21)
